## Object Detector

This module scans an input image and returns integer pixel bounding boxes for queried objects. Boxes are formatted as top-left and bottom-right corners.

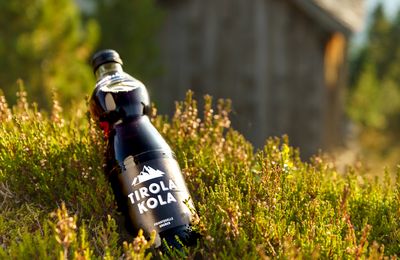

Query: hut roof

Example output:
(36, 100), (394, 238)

(293, 0), (365, 35)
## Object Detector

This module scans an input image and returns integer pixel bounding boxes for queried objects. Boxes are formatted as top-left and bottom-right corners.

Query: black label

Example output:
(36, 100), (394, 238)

(118, 156), (193, 233)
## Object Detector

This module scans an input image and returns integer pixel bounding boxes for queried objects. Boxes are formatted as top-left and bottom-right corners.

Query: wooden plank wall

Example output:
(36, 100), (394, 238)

(154, 0), (339, 157)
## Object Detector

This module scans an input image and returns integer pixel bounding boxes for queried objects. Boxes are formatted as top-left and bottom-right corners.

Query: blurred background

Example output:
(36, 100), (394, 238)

(1, 0), (399, 171)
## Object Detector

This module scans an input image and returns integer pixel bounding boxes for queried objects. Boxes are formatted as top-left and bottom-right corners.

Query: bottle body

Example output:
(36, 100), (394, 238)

(112, 117), (196, 247)
(89, 50), (197, 248)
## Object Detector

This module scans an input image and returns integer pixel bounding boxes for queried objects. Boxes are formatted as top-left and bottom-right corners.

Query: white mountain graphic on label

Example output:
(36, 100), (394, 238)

(131, 166), (165, 186)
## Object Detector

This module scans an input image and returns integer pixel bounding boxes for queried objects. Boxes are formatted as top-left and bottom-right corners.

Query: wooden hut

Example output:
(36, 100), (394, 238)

(153, 0), (364, 157)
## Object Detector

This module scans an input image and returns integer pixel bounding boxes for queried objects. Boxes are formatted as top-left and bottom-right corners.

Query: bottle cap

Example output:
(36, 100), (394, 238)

(91, 49), (123, 73)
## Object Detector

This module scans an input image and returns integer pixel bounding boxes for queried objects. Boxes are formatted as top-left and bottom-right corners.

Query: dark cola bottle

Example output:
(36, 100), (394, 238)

(89, 50), (198, 249)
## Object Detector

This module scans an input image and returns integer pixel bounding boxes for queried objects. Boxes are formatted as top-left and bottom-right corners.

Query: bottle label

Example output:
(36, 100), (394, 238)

(119, 156), (193, 234)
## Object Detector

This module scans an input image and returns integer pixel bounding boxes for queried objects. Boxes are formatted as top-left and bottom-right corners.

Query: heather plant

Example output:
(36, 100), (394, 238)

(0, 89), (399, 258)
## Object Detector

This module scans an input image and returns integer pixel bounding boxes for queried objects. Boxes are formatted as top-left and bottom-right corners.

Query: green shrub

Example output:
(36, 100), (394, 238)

(0, 89), (399, 258)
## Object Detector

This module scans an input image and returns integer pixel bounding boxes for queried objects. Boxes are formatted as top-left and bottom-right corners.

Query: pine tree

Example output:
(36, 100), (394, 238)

(366, 5), (392, 80)
(348, 4), (400, 131)
(350, 4), (391, 85)
(0, 0), (99, 110)
(387, 12), (400, 83)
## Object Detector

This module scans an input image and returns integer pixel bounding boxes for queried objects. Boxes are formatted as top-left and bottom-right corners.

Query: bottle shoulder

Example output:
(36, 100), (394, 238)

(95, 72), (146, 92)
(89, 72), (150, 121)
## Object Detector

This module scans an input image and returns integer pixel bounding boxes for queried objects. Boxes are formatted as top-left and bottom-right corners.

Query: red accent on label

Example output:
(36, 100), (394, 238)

(99, 121), (110, 138)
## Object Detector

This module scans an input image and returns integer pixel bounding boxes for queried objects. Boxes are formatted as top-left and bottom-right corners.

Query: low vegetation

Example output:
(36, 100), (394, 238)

(0, 89), (399, 258)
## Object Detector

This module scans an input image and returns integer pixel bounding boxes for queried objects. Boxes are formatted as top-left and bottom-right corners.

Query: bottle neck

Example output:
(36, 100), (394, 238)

(95, 62), (123, 80)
